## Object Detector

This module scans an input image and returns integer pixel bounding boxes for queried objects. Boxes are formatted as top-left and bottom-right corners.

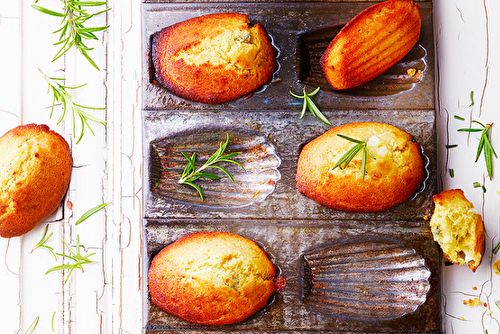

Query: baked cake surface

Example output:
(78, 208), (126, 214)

(0, 124), (73, 238)
(321, 0), (421, 90)
(430, 189), (484, 272)
(148, 231), (277, 325)
(152, 12), (277, 104)
(296, 122), (425, 212)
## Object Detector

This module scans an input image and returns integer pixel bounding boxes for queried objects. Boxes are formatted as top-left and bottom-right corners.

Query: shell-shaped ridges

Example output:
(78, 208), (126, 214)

(149, 127), (281, 208)
(302, 240), (431, 320)
(297, 24), (427, 96)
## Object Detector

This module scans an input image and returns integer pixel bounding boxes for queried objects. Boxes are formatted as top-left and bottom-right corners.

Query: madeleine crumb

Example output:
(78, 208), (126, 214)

(494, 259), (500, 275)
(463, 297), (483, 307)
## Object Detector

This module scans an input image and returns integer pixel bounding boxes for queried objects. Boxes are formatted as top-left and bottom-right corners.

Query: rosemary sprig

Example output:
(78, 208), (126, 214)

(458, 120), (497, 180)
(75, 202), (111, 225)
(331, 134), (376, 180)
(31, 225), (58, 261)
(32, 0), (110, 70)
(290, 87), (332, 126)
(40, 69), (106, 144)
(46, 234), (95, 284)
(178, 133), (245, 201)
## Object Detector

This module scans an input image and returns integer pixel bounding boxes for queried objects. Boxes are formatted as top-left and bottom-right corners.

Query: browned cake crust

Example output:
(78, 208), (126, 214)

(296, 122), (425, 212)
(320, 0), (421, 90)
(0, 124), (73, 238)
(430, 189), (485, 272)
(148, 231), (277, 325)
(152, 12), (277, 104)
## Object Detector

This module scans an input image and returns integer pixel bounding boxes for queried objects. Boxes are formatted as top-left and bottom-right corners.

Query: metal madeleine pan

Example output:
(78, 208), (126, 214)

(141, 1), (440, 333)
(302, 240), (432, 321)
(143, 109), (437, 221)
(149, 126), (281, 208)
(143, 219), (441, 333)
(141, 1), (435, 111)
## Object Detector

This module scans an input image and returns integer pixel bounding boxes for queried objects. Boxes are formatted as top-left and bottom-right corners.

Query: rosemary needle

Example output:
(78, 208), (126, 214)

(473, 181), (487, 193)
(52, 311), (57, 332)
(75, 202), (112, 225)
(23, 316), (40, 334)
(493, 241), (500, 254)
(331, 134), (376, 180)
(178, 133), (245, 201)
(290, 87), (332, 126)
(31, 225), (58, 261)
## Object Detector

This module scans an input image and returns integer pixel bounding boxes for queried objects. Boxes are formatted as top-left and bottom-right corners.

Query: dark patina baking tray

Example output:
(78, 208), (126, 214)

(141, 1), (441, 333)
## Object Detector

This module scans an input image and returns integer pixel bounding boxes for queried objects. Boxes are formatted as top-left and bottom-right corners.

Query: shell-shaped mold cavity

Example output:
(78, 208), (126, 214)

(297, 24), (427, 96)
(302, 240), (431, 320)
(149, 127), (281, 208)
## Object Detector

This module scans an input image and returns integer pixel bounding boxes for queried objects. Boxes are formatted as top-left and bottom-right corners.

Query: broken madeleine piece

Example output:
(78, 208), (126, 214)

(321, 0), (422, 90)
(429, 189), (485, 272)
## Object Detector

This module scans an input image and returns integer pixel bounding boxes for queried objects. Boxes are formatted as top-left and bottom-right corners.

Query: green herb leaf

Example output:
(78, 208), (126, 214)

(178, 134), (245, 200)
(473, 181), (487, 193)
(495, 300), (500, 309)
(331, 134), (376, 180)
(52, 311), (57, 332)
(449, 169), (454, 178)
(290, 87), (332, 126)
(32, 0), (110, 70)
(493, 241), (500, 254)
(75, 202), (111, 225)
(454, 115), (465, 121)
(32, 5), (65, 17)
(458, 121), (497, 180)
(23, 316), (40, 334)
(445, 144), (458, 149)
(469, 91), (474, 107)
(40, 69), (106, 144)
(31, 225), (58, 261)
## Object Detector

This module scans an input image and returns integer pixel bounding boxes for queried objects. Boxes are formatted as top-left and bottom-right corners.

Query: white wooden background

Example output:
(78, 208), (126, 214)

(0, 0), (499, 333)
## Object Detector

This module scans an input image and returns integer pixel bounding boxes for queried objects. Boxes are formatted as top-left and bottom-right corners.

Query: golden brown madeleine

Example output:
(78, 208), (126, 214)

(152, 13), (277, 104)
(148, 231), (277, 325)
(0, 124), (73, 238)
(321, 0), (421, 90)
(296, 122), (424, 212)
(430, 189), (485, 272)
